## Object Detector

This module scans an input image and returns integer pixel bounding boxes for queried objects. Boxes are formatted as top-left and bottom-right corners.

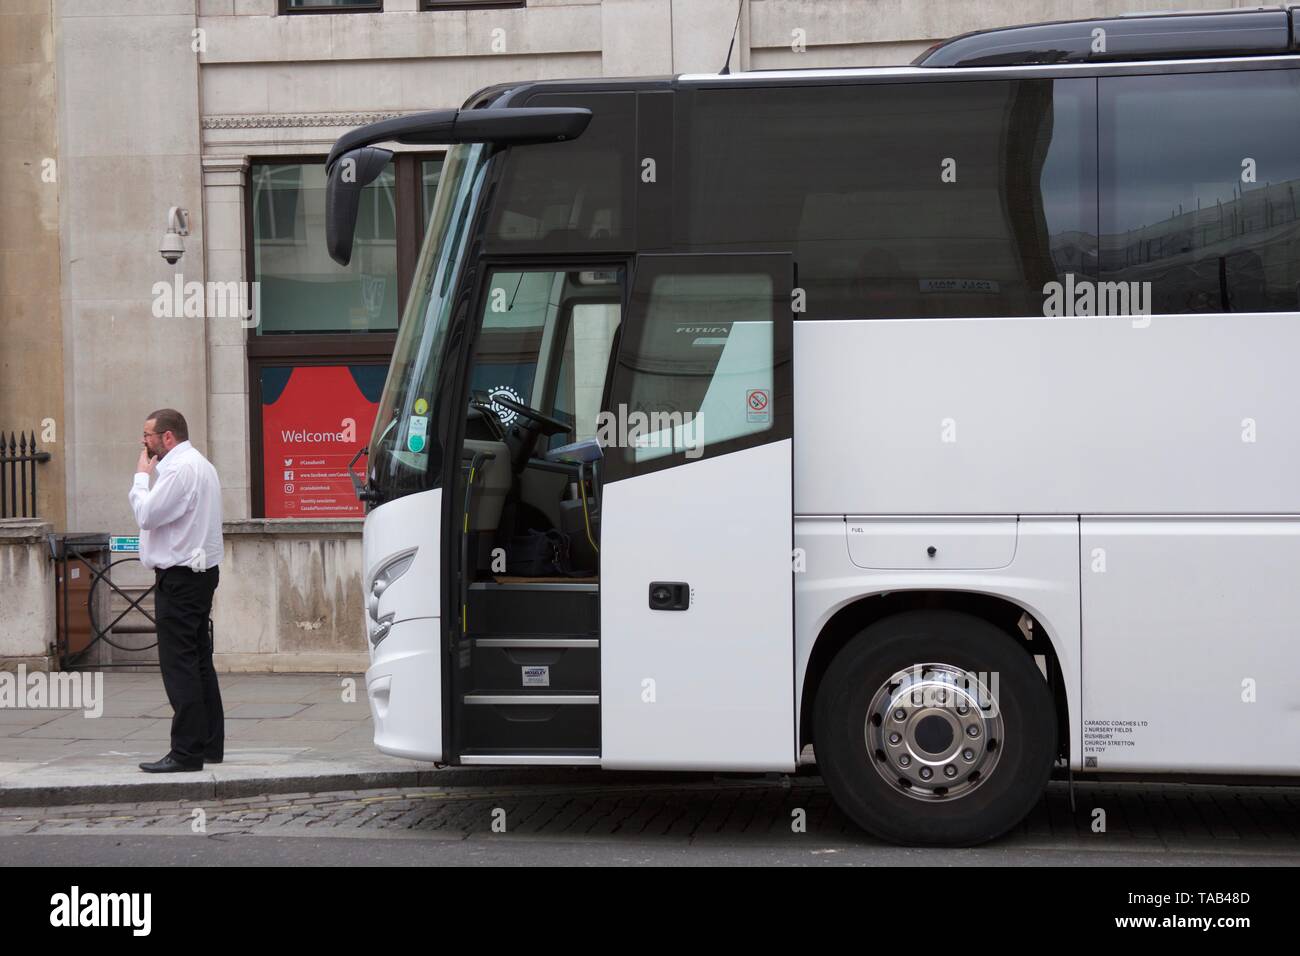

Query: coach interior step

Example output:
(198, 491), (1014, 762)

(458, 581), (600, 758)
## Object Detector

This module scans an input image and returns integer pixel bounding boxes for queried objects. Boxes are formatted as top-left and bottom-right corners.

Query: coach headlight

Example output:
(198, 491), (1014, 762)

(367, 549), (417, 640)
(369, 613), (395, 648)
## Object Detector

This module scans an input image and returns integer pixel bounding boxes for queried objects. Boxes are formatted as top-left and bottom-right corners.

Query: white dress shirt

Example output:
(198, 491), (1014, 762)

(127, 440), (224, 571)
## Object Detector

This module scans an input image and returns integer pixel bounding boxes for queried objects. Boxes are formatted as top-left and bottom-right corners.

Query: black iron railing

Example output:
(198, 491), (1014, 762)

(1, 430), (51, 519)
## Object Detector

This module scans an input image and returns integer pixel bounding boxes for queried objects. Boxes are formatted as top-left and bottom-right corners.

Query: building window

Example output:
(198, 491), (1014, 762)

(251, 162), (399, 334)
(421, 1), (525, 9)
(281, 0), (383, 13)
(247, 153), (444, 517)
(256, 364), (387, 518)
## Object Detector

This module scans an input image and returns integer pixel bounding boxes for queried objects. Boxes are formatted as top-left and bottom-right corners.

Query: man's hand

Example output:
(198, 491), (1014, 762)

(137, 444), (159, 477)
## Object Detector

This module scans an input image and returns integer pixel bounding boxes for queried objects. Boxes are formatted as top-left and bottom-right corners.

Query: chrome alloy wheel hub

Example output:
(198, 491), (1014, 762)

(864, 663), (1004, 801)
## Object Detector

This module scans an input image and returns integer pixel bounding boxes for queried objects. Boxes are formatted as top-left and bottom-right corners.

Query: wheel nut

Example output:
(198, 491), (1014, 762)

(888, 732), (901, 745)
(956, 704), (968, 715)
(919, 767), (933, 780)
(899, 755), (912, 768)
(966, 725), (980, 737)
(962, 749), (975, 761)
(894, 709), (906, 721)
(944, 765), (958, 778)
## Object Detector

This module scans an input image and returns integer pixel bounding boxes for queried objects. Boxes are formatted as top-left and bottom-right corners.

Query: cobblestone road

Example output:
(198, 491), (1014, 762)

(2, 776), (1298, 863)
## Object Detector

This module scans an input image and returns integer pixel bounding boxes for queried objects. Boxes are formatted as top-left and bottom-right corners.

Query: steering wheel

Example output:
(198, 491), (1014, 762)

(491, 394), (572, 437)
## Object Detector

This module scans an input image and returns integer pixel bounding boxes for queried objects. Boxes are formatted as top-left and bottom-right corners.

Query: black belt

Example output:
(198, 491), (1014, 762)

(156, 564), (218, 576)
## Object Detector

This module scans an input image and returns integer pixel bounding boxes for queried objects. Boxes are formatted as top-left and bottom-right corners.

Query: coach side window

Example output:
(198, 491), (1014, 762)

(603, 254), (792, 481)
(682, 79), (1097, 320)
(486, 92), (636, 254)
(1099, 70), (1300, 314)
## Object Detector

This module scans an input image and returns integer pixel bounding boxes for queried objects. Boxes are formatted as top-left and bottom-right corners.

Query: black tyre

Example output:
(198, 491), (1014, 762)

(814, 609), (1057, 847)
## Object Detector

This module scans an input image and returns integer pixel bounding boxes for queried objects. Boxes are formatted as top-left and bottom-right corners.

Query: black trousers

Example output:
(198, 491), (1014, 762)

(154, 564), (223, 763)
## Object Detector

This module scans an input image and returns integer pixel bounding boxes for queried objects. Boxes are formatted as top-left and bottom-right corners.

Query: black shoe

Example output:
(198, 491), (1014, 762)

(138, 755), (204, 773)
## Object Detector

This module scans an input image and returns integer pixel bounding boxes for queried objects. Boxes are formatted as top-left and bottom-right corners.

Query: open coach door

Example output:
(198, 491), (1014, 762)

(599, 253), (795, 771)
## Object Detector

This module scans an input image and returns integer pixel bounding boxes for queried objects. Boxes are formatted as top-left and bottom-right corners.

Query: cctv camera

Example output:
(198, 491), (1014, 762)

(159, 206), (189, 264)
(160, 231), (184, 264)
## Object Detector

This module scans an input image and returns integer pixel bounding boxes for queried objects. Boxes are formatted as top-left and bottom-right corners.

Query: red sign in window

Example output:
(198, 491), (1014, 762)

(260, 365), (383, 518)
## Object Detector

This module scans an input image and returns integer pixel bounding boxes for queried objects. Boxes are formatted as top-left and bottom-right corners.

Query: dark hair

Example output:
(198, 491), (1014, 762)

(146, 408), (189, 442)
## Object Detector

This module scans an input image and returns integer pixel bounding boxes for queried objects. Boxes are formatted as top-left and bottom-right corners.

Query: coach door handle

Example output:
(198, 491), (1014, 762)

(649, 582), (690, 611)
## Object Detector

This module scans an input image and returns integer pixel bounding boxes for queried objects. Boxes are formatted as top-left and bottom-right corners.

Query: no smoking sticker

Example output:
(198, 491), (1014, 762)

(746, 388), (771, 423)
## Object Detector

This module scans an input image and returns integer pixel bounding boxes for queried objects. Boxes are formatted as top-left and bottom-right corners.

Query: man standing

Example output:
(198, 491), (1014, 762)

(128, 409), (225, 773)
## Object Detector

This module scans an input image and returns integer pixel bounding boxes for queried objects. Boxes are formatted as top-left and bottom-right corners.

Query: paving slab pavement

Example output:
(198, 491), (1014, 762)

(0, 672), (447, 806)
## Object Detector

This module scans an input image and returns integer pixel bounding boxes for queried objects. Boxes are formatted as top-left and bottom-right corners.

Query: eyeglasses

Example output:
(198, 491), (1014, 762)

(142, 431), (166, 439)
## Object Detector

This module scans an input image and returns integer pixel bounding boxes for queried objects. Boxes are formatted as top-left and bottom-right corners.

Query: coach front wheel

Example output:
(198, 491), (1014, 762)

(814, 610), (1058, 847)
